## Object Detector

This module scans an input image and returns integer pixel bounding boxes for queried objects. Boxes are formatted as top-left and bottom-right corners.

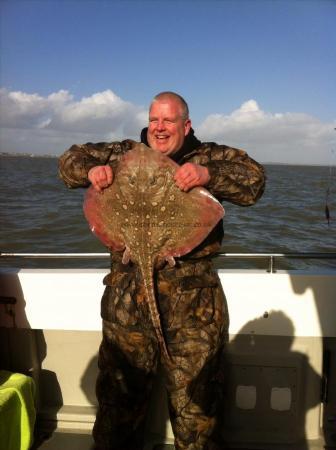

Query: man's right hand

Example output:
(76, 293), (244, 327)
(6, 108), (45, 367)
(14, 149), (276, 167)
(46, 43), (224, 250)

(88, 165), (113, 192)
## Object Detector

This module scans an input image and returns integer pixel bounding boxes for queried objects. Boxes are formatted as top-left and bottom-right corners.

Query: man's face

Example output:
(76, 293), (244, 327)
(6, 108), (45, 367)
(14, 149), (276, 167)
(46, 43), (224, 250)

(147, 98), (191, 156)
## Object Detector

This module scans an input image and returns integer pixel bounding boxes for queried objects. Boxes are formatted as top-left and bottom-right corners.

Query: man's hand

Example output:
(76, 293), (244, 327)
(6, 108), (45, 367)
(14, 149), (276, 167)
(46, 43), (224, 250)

(174, 163), (210, 192)
(88, 165), (113, 192)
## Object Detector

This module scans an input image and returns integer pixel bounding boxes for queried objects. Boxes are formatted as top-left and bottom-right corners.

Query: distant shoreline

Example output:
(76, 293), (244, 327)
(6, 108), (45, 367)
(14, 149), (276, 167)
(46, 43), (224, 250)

(0, 151), (57, 159)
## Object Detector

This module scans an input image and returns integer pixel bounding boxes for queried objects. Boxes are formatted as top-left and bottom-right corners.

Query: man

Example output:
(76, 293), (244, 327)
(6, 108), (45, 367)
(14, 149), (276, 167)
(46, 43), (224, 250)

(59, 92), (265, 450)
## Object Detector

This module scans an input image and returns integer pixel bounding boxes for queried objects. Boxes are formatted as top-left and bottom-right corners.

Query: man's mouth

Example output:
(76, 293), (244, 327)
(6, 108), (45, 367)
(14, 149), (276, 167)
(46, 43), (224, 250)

(155, 135), (169, 142)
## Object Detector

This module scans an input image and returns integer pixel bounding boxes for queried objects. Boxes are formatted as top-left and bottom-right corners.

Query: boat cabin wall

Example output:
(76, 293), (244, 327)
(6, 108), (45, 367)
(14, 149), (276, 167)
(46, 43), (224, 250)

(0, 268), (335, 448)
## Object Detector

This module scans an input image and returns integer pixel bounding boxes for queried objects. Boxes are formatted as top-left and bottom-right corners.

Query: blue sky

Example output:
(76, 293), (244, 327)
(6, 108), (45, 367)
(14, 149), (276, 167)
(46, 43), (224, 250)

(0, 0), (335, 164)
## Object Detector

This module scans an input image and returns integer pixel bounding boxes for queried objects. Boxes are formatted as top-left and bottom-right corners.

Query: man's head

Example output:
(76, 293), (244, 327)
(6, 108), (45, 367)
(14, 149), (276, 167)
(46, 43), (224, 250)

(147, 92), (191, 156)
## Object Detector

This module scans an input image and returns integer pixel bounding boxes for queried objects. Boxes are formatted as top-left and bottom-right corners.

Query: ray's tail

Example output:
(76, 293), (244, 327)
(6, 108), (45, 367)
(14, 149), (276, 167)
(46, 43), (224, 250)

(140, 260), (171, 361)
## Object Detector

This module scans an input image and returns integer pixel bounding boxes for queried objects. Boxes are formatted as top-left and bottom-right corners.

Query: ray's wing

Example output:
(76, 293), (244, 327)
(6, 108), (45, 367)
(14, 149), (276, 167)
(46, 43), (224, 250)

(83, 183), (126, 251)
(157, 184), (224, 259)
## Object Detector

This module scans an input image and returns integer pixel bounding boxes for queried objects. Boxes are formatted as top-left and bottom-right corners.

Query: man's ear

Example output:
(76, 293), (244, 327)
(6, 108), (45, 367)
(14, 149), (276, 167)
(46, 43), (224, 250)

(184, 119), (192, 136)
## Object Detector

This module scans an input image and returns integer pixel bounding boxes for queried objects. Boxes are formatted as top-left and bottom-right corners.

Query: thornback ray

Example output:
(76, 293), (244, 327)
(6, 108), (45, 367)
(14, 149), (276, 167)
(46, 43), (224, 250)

(83, 143), (224, 360)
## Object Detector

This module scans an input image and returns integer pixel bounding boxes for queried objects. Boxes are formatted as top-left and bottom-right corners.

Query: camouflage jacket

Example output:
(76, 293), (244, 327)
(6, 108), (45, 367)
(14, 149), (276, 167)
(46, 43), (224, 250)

(58, 134), (265, 261)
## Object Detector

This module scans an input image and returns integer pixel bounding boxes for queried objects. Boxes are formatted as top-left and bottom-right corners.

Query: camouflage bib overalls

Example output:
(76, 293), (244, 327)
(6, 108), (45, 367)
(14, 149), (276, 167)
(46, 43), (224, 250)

(59, 133), (265, 449)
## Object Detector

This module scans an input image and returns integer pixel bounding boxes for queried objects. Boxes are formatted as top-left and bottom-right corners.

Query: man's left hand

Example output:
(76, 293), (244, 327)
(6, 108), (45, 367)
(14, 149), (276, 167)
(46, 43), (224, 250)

(174, 163), (210, 192)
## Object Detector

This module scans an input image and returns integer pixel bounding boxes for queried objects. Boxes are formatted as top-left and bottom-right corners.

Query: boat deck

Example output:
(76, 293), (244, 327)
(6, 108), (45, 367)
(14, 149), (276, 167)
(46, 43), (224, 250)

(31, 430), (329, 450)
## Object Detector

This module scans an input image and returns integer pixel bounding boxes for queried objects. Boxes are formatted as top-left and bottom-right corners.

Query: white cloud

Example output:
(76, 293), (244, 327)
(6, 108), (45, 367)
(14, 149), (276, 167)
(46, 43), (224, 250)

(196, 100), (336, 164)
(0, 88), (335, 164)
(0, 88), (147, 154)
(50, 90), (144, 134)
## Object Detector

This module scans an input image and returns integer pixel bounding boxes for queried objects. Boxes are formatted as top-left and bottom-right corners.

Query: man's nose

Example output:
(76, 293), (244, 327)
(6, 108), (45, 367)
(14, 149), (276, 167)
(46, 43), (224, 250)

(156, 119), (166, 130)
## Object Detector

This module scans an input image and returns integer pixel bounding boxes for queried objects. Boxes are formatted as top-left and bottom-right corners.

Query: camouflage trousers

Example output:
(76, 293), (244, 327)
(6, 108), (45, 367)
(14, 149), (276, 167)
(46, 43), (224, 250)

(92, 259), (229, 450)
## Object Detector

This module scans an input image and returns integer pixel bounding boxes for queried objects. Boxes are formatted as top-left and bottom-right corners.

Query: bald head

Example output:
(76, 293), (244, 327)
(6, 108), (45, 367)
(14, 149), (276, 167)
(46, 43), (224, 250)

(150, 91), (189, 120)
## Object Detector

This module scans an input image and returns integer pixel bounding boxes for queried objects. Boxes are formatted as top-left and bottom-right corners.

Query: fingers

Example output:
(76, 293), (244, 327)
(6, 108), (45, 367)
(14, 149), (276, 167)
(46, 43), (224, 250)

(87, 163), (208, 193)
(174, 163), (210, 192)
(105, 165), (113, 185)
(88, 165), (113, 192)
(174, 166), (197, 191)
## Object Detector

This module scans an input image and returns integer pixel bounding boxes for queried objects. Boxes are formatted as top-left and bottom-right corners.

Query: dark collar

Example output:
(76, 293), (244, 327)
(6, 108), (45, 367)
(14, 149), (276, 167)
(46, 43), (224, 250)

(140, 127), (202, 163)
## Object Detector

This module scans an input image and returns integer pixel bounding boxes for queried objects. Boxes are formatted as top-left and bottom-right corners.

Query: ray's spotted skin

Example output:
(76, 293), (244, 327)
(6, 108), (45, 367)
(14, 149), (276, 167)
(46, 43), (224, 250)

(83, 143), (224, 359)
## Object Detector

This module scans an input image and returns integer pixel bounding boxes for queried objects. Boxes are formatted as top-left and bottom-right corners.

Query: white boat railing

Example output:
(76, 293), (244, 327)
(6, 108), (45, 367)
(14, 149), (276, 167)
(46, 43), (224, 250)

(1, 251), (335, 272)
